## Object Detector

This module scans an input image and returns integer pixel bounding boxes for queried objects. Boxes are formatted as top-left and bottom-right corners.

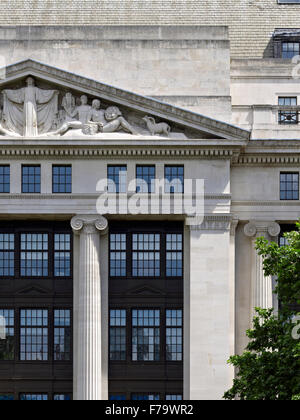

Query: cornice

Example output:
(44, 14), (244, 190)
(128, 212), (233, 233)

(0, 145), (241, 161)
(233, 200), (300, 207)
(234, 155), (300, 166)
(0, 193), (232, 200)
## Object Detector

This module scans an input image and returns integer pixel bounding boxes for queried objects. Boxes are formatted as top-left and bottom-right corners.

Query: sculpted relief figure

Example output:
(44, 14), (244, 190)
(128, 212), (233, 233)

(53, 96), (138, 136)
(1, 77), (59, 137)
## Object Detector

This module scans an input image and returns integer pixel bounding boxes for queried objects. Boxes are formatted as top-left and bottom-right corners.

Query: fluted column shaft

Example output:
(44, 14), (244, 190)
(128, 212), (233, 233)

(244, 221), (280, 314)
(71, 215), (108, 401)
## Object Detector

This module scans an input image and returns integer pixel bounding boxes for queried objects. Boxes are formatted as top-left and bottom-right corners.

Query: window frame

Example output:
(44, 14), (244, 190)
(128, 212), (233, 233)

(164, 165), (185, 194)
(107, 165), (128, 194)
(136, 165), (156, 194)
(52, 165), (72, 194)
(280, 172), (299, 201)
(0, 165), (10, 193)
(21, 165), (41, 194)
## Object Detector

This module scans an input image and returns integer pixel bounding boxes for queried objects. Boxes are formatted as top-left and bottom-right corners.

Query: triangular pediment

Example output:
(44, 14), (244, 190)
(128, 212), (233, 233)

(0, 59), (250, 142)
(125, 285), (166, 297)
(16, 284), (51, 296)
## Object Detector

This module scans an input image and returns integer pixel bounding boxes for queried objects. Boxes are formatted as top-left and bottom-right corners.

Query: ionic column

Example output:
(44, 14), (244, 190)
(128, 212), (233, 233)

(71, 215), (108, 401)
(244, 221), (280, 315)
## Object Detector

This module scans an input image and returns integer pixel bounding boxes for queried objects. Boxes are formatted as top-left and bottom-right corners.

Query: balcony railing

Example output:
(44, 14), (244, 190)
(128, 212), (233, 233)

(278, 109), (299, 125)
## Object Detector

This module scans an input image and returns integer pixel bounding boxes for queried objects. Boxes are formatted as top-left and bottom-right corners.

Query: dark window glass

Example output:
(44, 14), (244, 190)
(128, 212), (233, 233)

(110, 309), (126, 361)
(53, 394), (71, 401)
(54, 309), (71, 361)
(110, 234), (126, 277)
(282, 42), (300, 59)
(0, 166), (10, 193)
(278, 97), (297, 107)
(109, 395), (126, 400)
(20, 394), (48, 401)
(0, 395), (14, 400)
(166, 394), (183, 400)
(132, 309), (160, 362)
(132, 234), (160, 277)
(20, 233), (48, 277)
(108, 166), (127, 193)
(165, 166), (184, 193)
(0, 309), (15, 360)
(136, 166), (156, 193)
(280, 173), (299, 200)
(0, 234), (14, 277)
(132, 394), (160, 401)
(166, 310), (183, 361)
(20, 309), (48, 361)
(52, 166), (72, 194)
(22, 166), (41, 194)
(166, 234), (183, 277)
(54, 234), (71, 277)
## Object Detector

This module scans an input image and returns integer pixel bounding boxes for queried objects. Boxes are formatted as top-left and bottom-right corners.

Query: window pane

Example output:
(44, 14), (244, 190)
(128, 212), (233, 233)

(136, 166), (156, 193)
(132, 234), (160, 277)
(280, 173), (299, 200)
(110, 309), (126, 361)
(132, 309), (160, 361)
(54, 234), (71, 277)
(20, 309), (48, 361)
(54, 309), (71, 361)
(20, 233), (48, 277)
(0, 234), (14, 276)
(110, 234), (126, 277)
(165, 166), (184, 193)
(166, 234), (183, 277)
(20, 394), (48, 401)
(22, 166), (41, 194)
(53, 394), (71, 401)
(0, 309), (14, 360)
(132, 394), (160, 400)
(282, 42), (300, 59)
(0, 166), (10, 193)
(166, 395), (183, 400)
(0, 395), (14, 400)
(52, 166), (72, 194)
(109, 395), (126, 400)
(166, 310), (183, 361)
(108, 166), (127, 193)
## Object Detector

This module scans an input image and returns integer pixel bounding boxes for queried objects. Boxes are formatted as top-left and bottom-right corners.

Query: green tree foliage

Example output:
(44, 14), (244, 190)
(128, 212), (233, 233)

(224, 223), (300, 400)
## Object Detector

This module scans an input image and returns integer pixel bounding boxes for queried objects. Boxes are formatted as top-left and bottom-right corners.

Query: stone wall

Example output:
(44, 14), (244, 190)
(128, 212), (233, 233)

(0, 1), (299, 58)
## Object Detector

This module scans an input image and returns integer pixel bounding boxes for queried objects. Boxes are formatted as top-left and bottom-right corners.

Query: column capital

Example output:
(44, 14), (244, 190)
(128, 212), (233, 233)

(71, 215), (108, 235)
(244, 220), (281, 239)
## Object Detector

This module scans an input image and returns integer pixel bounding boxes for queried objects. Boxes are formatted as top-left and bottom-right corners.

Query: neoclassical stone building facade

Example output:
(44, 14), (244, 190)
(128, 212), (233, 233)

(0, 2), (299, 401)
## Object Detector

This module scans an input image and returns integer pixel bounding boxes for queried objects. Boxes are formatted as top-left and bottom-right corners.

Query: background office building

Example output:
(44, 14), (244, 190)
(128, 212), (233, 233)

(0, 0), (299, 400)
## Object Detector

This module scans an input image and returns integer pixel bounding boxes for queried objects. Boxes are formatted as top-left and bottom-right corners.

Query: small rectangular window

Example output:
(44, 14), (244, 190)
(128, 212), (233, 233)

(0, 309), (14, 361)
(166, 234), (183, 277)
(20, 309), (48, 361)
(0, 234), (14, 277)
(166, 309), (183, 361)
(280, 173), (299, 200)
(278, 97), (298, 124)
(132, 234), (160, 277)
(110, 234), (126, 277)
(20, 394), (48, 401)
(52, 166), (72, 194)
(22, 165), (41, 194)
(0, 395), (14, 400)
(132, 394), (160, 401)
(20, 233), (48, 277)
(0, 166), (10, 193)
(108, 166), (127, 193)
(132, 309), (160, 362)
(54, 234), (71, 277)
(165, 166), (184, 193)
(282, 42), (300, 59)
(110, 309), (127, 361)
(109, 395), (126, 400)
(166, 394), (183, 400)
(53, 394), (71, 401)
(136, 166), (156, 193)
(54, 309), (71, 361)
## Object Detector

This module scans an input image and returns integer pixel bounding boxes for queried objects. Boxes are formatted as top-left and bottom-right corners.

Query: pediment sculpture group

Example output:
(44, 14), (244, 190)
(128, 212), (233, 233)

(0, 77), (171, 138)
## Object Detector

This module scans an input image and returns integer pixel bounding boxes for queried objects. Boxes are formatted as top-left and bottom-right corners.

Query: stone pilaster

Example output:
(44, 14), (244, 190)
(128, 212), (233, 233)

(71, 215), (108, 401)
(244, 221), (280, 314)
